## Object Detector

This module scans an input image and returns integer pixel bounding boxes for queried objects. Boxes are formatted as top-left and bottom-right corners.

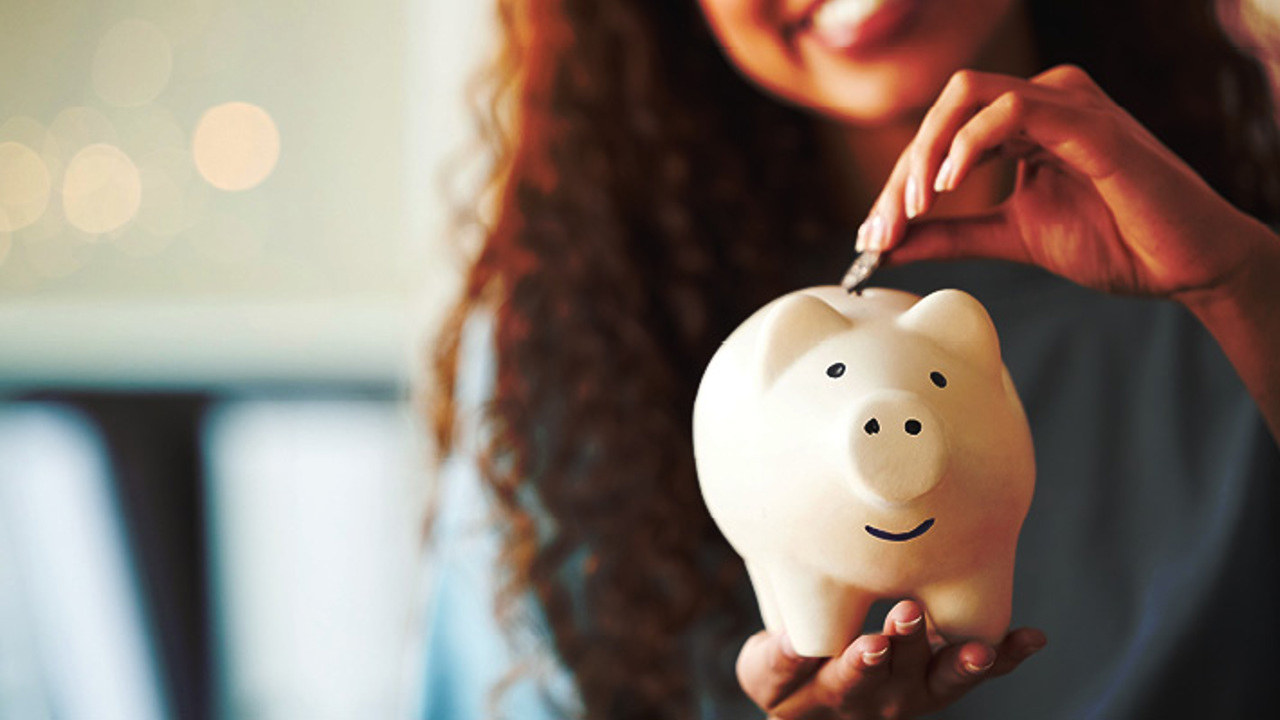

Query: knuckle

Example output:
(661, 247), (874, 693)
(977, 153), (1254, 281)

(1093, 110), (1129, 152)
(1041, 63), (1093, 90)
(996, 89), (1027, 118)
(876, 695), (906, 719)
(1054, 63), (1108, 103)
(1055, 63), (1091, 84)
(766, 652), (797, 677)
(945, 69), (978, 100)
(823, 685), (852, 711)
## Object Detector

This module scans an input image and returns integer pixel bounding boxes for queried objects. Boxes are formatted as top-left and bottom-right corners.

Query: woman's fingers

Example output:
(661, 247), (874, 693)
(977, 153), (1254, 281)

(739, 619), (1048, 719)
(867, 65), (1137, 255)
(882, 208), (1027, 268)
(874, 600), (933, 716)
(987, 627), (1049, 678)
(736, 631), (823, 711)
(883, 600), (931, 676)
(924, 640), (996, 700)
(921, 628), (1046, 704)
(935, 88), (1121, 198)
(858, 146), (913, 253)
(909, 69), (1037, 215)
(901, 70), (1066, 224)
(769, 634), (893, 718)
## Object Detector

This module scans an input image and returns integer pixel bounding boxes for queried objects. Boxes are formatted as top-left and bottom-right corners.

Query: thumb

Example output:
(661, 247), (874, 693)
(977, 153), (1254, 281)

(736, 631), (823, 711)
(883, 207), (1029, 269)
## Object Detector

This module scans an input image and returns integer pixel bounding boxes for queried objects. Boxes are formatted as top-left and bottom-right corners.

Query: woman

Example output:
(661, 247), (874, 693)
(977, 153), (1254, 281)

(426, 0), (1280, 717)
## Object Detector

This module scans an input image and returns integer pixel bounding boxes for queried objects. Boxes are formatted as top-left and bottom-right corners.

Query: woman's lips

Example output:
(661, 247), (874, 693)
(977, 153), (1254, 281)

(796, 0), (921, 54)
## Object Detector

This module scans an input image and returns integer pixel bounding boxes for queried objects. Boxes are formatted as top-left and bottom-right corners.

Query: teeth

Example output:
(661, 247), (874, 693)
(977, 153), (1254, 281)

(812, 0), (888, 32)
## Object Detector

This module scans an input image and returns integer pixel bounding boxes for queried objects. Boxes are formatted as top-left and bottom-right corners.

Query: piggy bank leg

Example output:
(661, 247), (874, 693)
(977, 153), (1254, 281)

(745, 560), (784, 633)
(917, 565), (1014, 646)
(767, 565), (873, 658)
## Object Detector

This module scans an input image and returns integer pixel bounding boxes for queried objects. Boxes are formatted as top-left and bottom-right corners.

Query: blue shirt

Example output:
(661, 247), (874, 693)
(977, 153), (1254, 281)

(422, 260), (1280, 719)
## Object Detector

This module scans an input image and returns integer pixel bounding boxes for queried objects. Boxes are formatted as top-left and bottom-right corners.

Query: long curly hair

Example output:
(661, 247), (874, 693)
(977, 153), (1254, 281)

(429, 1), (1280, 718)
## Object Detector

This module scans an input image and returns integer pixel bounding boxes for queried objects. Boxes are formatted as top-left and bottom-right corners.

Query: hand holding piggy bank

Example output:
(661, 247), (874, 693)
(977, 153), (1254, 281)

(693, 287), (1034, 657)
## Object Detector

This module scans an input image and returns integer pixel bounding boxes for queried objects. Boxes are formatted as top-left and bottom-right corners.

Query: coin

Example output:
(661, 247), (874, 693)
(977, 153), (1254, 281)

(841, 249), (882, 294)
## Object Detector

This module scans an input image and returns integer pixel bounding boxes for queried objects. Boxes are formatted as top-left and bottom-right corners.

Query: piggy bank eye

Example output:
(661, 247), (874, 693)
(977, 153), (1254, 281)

(930, 371), (947, 388)
(826, 362), (846, 379)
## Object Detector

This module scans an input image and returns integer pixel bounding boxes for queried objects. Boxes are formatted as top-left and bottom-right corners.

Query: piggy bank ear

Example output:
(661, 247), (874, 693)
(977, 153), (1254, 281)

(897, 289), (1001, 370)
(755, 293), (850, 387)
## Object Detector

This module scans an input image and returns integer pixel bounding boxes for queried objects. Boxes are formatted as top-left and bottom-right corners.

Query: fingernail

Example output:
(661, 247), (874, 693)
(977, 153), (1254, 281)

(855, 221), (868, 252)
(865, 215), (887, 251)
(905, 176), (923, 219)
(963, 657), (995, 675)
(935, 156), (955, 193)
(862, 646), (889, 667)
(894, 614), (922, 634)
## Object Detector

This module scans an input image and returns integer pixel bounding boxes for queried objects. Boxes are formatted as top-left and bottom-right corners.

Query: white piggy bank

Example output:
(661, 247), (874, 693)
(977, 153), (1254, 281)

(692, 286), (1035, 657)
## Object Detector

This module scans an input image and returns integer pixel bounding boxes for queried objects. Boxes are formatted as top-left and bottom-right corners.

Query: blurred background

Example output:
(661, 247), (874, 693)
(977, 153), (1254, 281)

(0, 0), (491, 718)
(3, 1), (1280, 720)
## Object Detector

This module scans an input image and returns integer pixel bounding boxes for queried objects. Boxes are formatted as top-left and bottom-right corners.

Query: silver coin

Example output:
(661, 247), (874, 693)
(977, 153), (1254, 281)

(841, 249), (882, 293)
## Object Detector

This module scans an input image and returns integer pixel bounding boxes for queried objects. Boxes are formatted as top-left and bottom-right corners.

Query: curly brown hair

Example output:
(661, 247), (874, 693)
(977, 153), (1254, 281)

(429, 1), (1280, 718)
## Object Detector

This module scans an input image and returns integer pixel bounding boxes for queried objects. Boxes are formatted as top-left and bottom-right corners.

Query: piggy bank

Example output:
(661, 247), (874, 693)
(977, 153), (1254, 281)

(692, 286), (1034, 657)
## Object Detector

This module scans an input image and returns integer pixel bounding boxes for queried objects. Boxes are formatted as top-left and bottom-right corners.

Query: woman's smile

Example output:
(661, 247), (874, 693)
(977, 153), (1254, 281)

(698, 0), (1022, 123)
(792, 0), (923, 55)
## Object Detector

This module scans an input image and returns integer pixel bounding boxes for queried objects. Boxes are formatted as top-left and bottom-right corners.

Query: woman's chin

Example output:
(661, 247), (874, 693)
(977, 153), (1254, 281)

(794, 71), (941, 126)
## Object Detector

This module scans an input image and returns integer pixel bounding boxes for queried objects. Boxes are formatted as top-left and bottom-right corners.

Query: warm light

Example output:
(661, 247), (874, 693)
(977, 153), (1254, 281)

(0, 141), (52, 232)
(192, 102), (280, 191)
(92, 19), (174, 108)
(1, 116), (63, 186)
(62, 144), (142, 235)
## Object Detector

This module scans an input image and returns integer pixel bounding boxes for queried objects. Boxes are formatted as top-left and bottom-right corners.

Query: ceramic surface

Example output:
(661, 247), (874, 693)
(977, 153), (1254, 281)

(693, 287), (1035, 656)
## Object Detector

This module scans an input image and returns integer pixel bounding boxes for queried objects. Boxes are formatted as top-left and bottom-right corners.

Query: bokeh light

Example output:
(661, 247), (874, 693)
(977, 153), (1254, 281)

(0, 141), (53, 232)
(62, 144), (142, 235)
(92, 19), (174, 108)
(192, 102), (280, 191)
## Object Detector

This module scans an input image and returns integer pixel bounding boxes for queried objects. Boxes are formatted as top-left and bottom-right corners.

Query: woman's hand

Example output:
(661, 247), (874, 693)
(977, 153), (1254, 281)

(859, 63), (1280, 440)
(859, 64), (1278, 302)
(736, 600), (1046, 719)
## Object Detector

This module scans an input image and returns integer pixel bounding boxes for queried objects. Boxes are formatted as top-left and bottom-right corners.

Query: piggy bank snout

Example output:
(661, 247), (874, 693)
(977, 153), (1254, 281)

(848, 391), (947, 505)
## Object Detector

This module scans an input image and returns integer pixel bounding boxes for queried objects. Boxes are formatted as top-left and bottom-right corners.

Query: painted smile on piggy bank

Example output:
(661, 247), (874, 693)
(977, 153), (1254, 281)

(865, 517), (935, 542)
